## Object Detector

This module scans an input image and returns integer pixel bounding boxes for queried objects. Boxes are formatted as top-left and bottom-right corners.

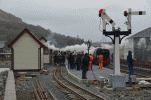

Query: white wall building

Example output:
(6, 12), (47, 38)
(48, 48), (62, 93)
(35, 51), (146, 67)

(124, 27), (151, 61)
(39, 36), (52, 64)
(8, 28), (44, 71)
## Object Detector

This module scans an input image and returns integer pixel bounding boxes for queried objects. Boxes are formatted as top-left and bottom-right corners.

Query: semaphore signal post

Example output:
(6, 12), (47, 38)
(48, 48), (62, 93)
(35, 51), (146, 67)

(99, 8), (146, 88)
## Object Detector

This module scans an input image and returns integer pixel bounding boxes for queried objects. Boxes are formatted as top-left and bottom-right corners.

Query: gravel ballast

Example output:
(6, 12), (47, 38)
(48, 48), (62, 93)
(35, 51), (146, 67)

(15, 63), (151, 100)
(64, 65), (151, 100)
(15, 64), (71, 100)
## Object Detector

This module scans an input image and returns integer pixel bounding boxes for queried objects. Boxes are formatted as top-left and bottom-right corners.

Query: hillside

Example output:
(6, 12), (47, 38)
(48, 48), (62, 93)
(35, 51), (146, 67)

(0, 9), (83, 47)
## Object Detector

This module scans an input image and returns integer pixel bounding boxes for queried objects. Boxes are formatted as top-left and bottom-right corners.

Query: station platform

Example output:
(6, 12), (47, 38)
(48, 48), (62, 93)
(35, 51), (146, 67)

(65, 63), (129, 83)
(4, 70), (16, 100)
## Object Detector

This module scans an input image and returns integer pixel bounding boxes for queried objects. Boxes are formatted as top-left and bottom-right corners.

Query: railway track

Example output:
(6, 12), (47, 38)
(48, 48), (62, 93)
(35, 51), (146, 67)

(105, 63), (150, 78)
(32, 79), (49, 100)
(48, 90), (56, 100)
(53, 66), (106, 100)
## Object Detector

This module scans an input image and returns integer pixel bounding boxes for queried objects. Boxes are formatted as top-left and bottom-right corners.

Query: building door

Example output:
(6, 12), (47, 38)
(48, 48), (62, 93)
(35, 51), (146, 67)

(38, 48), (40, 69)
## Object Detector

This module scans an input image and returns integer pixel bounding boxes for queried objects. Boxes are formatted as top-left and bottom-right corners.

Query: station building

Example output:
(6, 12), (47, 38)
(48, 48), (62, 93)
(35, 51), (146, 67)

(0, 41), (11, 59)
(124, 27), (151, 61)
(8, 28), (44, 71)
(39, 36), (53, 64)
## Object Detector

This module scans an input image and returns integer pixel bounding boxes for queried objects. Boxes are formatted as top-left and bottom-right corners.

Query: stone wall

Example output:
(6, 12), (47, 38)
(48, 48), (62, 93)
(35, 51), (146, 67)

(0, 70), (8, 100)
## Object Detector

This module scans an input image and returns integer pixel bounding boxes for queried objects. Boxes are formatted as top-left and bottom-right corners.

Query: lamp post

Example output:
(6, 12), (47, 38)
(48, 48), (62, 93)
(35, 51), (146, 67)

(87, 40), (91, 55)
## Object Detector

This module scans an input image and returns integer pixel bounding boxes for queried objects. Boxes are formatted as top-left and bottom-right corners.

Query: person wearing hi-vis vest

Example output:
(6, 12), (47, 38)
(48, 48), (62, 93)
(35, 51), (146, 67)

(89, 54), (94, 70)
(98, 54), (103, 69)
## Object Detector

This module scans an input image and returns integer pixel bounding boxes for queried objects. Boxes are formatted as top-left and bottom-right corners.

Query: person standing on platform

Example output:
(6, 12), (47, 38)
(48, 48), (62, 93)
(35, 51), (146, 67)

(98, 54), (103, 69)
(127, 51), (136, 78)
(54, 55), (57, 65)
(67, 53), (74, 69)
(74, 54), (77, 69)
(62, 54), (65, 65)
(80, 54), (84, 70)
(67, 54), (70, 69)
(81, 53), (90, 79)
(89, 54), (94, 70)
(76, 54), (81, 70)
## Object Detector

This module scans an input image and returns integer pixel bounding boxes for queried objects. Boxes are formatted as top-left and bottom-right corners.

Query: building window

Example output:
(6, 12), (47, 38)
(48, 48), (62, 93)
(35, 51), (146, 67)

(44, 47), (49, 55)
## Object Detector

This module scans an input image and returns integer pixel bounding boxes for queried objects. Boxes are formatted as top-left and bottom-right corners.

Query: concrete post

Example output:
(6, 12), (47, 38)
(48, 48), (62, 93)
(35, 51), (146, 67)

(127, 8), (131, 31)
(114, 36), (120, 75)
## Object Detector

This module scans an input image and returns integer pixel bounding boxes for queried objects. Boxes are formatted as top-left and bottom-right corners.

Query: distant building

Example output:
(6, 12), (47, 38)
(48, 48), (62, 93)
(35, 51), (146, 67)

(0, 41), (11, 59)
(124, 27), (151, 61)
(0, 41), (6, 53)
(8, 28), (44, 71)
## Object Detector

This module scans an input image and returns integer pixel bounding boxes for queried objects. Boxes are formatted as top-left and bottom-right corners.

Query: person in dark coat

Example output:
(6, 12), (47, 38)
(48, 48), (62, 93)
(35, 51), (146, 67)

(54, 55), (57, 65)
(81, 53), (90, 79)
(127, 51), (136, 78)
(67, 53), (74, 69)
(73, 54), (77, 69)
(67, 54), (70, 69)
(61, 54), (65, 65)
(76, 54), (81, 70)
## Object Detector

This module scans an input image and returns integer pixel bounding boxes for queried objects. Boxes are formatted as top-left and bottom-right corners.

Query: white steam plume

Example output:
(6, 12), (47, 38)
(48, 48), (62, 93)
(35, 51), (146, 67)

(44, 41), (59, 51)
(44, 41), (114, 54)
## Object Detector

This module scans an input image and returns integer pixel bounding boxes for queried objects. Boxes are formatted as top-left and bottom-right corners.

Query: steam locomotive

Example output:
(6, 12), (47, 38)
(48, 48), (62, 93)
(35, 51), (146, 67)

(92, 48), (110, 66)
(53, 50), (66, 65)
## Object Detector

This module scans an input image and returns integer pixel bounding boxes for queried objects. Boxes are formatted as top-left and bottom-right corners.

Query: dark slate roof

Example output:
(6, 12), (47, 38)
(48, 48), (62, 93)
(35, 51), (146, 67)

(126, 27), (151, 39)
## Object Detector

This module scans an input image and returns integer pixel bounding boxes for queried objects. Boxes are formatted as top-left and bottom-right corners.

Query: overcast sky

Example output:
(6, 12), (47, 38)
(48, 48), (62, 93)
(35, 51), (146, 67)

(0, 0), (151, 42)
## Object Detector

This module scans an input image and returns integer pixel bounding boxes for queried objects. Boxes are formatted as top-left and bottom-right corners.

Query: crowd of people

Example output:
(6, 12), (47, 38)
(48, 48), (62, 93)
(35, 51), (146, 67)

(67, 53), (104, 79)
(67, 53), (90, 79)
(66, 50), (136, 80)
(67, 53), (83, 70)
(53, 50), (136, 80)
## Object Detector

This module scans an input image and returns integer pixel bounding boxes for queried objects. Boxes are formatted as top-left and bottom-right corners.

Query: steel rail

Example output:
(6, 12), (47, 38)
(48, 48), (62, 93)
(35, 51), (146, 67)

(33, 79), (48, 100)
(33, 87), (41, 100)
(35, 79), (46, 100)
(32, 93), (36, 100)
(53, 67), (88, 100)
(53, 67), (106, 100)
(37, 79), (48, 99)
(48, 90), (57, 100)
(105, 64), (149, 77)
(60, 67), (105, 100)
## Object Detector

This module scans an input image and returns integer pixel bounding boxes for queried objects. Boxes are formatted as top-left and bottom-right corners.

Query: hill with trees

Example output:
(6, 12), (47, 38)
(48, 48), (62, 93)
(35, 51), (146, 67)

(0, 9), (84, 47)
